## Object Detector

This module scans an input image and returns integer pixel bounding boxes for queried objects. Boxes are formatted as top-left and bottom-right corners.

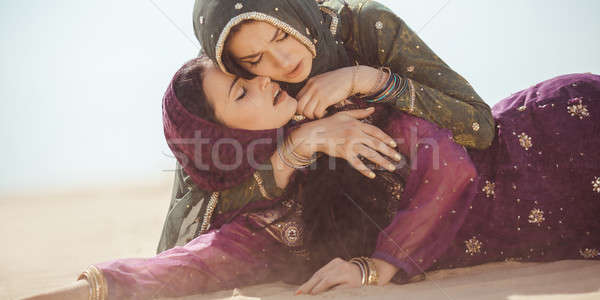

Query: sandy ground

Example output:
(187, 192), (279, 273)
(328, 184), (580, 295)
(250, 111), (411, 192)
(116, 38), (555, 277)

(1, 180), (599, 300)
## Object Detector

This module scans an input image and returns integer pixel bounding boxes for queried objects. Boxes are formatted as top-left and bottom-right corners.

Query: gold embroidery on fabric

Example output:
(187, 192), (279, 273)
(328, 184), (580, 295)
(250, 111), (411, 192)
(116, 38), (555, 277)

(518, 133), (533, 150)
(281, 222), (303, 247)
(579, 248), (599, 259)
(592, 176), (600, 193)
(375, 21), (383, 30)
(567, 97), (590, 120)
(472, 122), (480, 132)
(200, 192), (220, 233)
(319, 6), (338, 37)
(407, 79), (416, 113)
(528, 208), (545, 226)
(465, 237), (483, 255)
(482, 180), (495, 198)
(215, 12), (316, 75)
(253, 172), (272, 200)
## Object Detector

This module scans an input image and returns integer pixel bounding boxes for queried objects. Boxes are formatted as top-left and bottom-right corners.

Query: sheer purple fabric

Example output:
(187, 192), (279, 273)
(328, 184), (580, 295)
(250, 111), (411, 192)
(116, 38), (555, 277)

(372, 112), (478, 279)
(95, 216), (290, 299)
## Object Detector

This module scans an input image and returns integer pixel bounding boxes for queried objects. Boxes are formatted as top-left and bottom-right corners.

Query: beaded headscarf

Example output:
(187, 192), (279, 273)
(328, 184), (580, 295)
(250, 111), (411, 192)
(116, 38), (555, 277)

(193, 0), (352, 96)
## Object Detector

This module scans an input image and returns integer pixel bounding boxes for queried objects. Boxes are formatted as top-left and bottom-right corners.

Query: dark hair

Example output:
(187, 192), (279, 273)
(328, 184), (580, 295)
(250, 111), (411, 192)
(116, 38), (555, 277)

(173, 57), (218, 123)
(222, 20), (257, 80)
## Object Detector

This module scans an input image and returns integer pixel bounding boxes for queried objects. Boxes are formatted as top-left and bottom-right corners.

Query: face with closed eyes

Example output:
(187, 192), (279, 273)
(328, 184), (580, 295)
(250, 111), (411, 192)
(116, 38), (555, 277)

(202, 62), (298, 130)
(226, 21), (314, 83)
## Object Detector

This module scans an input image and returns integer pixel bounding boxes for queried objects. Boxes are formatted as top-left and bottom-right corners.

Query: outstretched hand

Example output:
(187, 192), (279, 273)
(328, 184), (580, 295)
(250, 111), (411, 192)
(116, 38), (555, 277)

(296, 258), (362, 295)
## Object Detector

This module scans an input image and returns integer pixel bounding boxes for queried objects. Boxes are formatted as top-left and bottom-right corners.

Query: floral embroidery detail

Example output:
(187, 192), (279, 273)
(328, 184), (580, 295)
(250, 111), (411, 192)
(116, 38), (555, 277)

(518, 133), (533, 150)
(593, 177), (600, 193)
(465, 237), (483, 256)
(579, 248), (599, 259)
(375, 21), (384, 30)
(528, 208), (545, 226)
(234, 3), (243, 10)
(482, 181), (495, 198)
(567, 97), (590, 120)
(281, 222), (303, 247)
(407, 66), (415, 72)
(517, 105), (527, 112)
(472, 122), (480, 132)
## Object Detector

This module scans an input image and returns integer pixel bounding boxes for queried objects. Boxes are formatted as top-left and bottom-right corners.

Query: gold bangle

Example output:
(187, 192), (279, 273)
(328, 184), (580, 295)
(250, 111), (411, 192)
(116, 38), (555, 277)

(364, 257), (379, 286)
(77, 265), (108, 300)
(349, 258), (367, 286)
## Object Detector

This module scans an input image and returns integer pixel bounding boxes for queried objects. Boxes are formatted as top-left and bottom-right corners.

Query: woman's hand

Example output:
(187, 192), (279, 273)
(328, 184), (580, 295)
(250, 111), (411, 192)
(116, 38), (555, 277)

(296, 258), (362, 295)
(296, 66), (382, 119)
(295, 257), (399, 295)
(290, 108), (402, 178)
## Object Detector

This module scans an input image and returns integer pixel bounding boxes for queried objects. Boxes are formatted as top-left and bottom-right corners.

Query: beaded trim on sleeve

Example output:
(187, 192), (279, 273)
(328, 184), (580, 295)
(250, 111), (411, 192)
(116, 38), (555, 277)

(407, 79), (416, 113)
(200, 192), (220, 233)
(253, 172), (272, 200)
(77, 265), (108, 300)
(319, 6), (339, 37)
(215, 12), (317, 75)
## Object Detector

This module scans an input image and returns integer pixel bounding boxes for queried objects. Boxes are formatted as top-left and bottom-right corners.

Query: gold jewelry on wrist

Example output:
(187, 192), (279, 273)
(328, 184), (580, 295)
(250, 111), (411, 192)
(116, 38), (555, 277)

(364, 257), (379, 286)
(77, 265), (108, 300)
(349, 257), (379, 286)
(278, 135), (316, 169)
(349, 258), (367, 286)
(367, 67), (390, 97)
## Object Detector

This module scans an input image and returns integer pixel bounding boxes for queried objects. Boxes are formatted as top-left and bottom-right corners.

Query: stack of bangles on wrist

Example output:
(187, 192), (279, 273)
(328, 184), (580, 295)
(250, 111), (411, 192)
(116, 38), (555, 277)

(364, 67), (409, 104)
(77, 265), (107, 300)
(278, 135), (317, 169)
(349, 257), (379, 287)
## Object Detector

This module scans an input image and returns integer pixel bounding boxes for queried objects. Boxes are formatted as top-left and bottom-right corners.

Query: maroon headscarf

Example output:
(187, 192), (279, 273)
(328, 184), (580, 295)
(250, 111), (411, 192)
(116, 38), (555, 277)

(162, 60), (282, 191)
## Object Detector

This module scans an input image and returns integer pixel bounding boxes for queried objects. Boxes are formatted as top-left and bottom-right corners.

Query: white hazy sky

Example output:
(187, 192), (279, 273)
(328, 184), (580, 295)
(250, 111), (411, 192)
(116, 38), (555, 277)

(1, 0), (599, 194)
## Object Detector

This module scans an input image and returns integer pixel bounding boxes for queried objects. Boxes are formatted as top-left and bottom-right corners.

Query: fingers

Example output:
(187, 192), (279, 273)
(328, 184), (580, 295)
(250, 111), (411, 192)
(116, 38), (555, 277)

(296, 92), (312, 116)
(357, 132), (402, 162)
(360, 123), (398, 149)
(303, 96), (320, 120)
(339, 107), (375, 119)
(347, 154), (376, 179)
(356, 145), (396, 172)
(296, 258), (354, 295)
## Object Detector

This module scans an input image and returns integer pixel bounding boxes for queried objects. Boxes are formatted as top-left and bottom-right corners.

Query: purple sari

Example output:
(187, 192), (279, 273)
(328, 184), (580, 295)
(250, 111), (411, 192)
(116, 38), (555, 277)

(91, 73), (599, 299)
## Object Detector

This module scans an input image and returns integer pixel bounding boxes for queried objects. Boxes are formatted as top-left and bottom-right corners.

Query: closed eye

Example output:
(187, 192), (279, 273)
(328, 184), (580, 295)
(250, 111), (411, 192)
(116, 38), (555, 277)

(236, 87), (247, 101)
(276, 32), (289, 42)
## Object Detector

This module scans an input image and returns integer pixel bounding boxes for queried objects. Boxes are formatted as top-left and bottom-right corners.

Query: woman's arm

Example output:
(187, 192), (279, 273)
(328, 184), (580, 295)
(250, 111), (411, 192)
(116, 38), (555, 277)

(297, 111), (478, 294)
(21, 281), (89, 300)
(298, 0), (494, 149)
(351, 0), (495, 149)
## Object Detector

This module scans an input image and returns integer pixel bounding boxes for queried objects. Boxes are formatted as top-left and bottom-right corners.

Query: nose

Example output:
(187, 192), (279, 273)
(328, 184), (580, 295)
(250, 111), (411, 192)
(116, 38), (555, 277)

(271, 48), (292, 69)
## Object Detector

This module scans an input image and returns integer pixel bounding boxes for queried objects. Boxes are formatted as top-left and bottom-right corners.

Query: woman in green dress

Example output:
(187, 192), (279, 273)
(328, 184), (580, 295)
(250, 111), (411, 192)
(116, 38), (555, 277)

(157, 0), (494, 254)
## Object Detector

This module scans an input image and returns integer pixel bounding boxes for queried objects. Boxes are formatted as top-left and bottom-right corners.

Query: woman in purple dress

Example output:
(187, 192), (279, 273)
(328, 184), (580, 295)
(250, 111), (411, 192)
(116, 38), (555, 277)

(25, 55), (599, 299)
